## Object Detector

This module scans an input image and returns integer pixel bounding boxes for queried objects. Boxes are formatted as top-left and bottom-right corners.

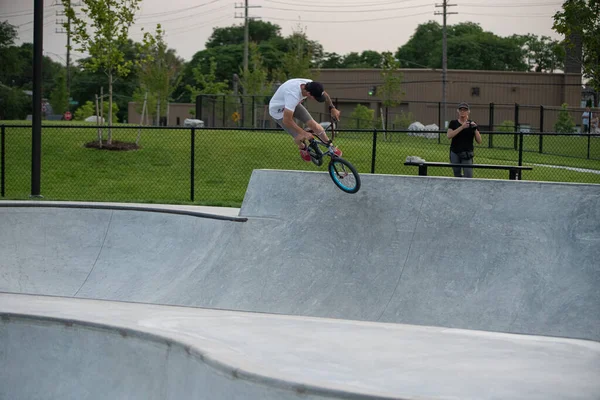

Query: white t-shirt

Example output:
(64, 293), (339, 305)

(269, 78), (312, 120)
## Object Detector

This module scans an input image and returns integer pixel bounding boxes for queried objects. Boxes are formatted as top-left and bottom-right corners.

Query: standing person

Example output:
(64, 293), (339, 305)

(269, 78), (342, 162)
(582, 106), (592, 133)
(447, 102), (482, 178)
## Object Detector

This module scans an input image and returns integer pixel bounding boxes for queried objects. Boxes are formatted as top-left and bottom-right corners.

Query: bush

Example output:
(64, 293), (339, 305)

(0, 85), (31, 120)
(393, 111), (415, 129)
(349, 104), (375, 129)
(554, 103), (576, 133)
(497, 120), (515, 132)
(74, 100), (119, 122)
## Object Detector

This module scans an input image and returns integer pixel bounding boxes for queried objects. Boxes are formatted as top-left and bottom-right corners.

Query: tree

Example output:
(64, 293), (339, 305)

(139, 25), (183, 125)
(395, 21), (442, 69)
(239, 43), (271, 97)
(0, 83), (30, 120)
(0, 20), (17, 48)
(378, 53), (404, 110)
(349, 104), (375, 129)
(553, 0), (600, 91)
(69, 39), (141, 123)
(396, 21), (531, 71)
(278, 27), (318, 79)
(62, 0), (142, 143)
(49, 70), (69, 115)
(554, 103), (576, 133)
(186, 57), (231, 99)
(321, 52), (344, 68)
(205, 20), (282, 48)
(518, 34), (565, 72)
(74, 99), (118, 122)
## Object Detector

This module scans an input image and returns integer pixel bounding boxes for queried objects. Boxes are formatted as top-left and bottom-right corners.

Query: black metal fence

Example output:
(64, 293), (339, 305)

(1, 124), (599, 206)
(195, 95), (600, 135)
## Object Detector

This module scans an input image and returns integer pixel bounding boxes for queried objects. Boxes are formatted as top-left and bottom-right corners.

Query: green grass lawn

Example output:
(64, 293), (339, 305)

(1, 122), (599, 207)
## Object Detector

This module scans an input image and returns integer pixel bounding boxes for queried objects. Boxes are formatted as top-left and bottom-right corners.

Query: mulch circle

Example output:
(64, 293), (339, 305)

(84, 141), (141, 151)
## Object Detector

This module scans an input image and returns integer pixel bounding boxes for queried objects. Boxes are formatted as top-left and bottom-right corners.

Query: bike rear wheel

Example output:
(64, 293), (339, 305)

(328, 157), (361, 193)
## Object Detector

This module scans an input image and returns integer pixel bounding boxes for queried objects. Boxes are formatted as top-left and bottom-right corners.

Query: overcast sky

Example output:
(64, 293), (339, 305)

(1, 0), (564, 65)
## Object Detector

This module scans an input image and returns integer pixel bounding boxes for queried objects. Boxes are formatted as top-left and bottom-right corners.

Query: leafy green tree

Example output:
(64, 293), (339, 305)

(239, 43), (271, 97)
(186, 57), (231, 99)
(205, 20), (282, 48)
(519, 34), (565, 72)
(139, 24), (183, 124)
(278, 28), (319, 79)
(553, 0), (600, 91)
(0, 20), (17, 48)
(497, 120), (515, 132)
(73, 99), (118, 122)
(349, 104), (375, 129)
(321, 52), (344, 68)
(0, 83), (30, 120)
(69, 39), (141, 123)
(554, 103), (576, 133)
(62, 0), (142, 142)
(49, 70), (69, 115)
(395, 21), (442, 69)
(396, 21), (530, 71)
(378, 53), (404, 109)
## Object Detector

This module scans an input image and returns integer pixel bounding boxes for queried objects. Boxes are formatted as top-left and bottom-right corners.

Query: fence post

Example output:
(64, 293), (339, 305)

(587, 133), (591, 160)
(489, 102), (494, 148)
(1, 125), (5, 197)
(539, 105), (544, 153)
(212, 97), (216, 128)
(514, 103), (519, 150)
(371, 129), (377, 174)
(190, 127), (195, 202)
(437, 102), (442, 144)
(252, 96), (256, 128)
(518, 131), (524, 174)
(195, 95), (203, 120)
(222, 96), (226, 127)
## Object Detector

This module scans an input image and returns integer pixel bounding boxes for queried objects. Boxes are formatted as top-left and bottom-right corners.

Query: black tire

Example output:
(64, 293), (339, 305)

(307, 140), (323, 166)
(328, 157), (361, 193)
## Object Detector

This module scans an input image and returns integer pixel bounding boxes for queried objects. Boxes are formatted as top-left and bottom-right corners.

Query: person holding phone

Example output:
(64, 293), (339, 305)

(446, 102), (482, 178)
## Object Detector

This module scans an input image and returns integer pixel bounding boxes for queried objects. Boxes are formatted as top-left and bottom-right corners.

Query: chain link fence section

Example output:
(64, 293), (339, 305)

(1, 124), (599, 205)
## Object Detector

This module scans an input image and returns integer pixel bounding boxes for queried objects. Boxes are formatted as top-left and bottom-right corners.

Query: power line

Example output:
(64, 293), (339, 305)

(262, 11), (432, 23)
(262, 4), (431, 13)
(136, 0), (222, 19)
(264, 0), (417, 6)
(460, 12), (554, 17)
(136, 4), (232, 26)
(460, 2), (561, 6)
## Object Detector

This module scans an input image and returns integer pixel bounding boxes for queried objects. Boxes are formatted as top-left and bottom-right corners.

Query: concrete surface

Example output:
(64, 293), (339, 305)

(2, 293), (600, 400)
(1, 171), (599, 341)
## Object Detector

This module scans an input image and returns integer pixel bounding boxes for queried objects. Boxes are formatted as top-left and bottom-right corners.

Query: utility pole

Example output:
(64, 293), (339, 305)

(235, 0), (261, 96)
(55, 0), (81, 110)
(435, 0), (456, 128)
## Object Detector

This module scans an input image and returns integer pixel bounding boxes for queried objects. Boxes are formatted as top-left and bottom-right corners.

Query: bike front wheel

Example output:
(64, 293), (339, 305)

(328, 157), (361, 194)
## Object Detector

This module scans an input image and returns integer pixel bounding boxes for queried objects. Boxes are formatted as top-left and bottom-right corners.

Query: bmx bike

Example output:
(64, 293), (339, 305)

(304, 120), (361, 194)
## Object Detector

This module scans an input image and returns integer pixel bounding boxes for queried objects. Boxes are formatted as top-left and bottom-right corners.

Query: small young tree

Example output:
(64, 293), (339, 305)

(186, 57), (230, 98)
(62, 0), (142, 143)
(349, 104), (375, 129)
(139, 24), (182, 125)
(554, 103), (576, 133)
(49, 71), (69, 115)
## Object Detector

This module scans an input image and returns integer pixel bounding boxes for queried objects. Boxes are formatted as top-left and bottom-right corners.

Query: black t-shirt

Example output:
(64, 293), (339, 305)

(448, 119), (476, 153)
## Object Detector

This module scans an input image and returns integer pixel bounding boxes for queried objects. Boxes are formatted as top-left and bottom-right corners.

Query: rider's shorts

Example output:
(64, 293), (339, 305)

(273, 104), (314, 138)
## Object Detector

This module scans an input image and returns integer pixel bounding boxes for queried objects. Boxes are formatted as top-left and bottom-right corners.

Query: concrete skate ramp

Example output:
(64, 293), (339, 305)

(1, 170), (599, 341)
(3, 293), (600, 400)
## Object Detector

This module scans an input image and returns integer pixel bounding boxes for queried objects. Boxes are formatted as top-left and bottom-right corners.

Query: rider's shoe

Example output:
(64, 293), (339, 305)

(331, 146), (342, 157)
(300, 148), (311, 162)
